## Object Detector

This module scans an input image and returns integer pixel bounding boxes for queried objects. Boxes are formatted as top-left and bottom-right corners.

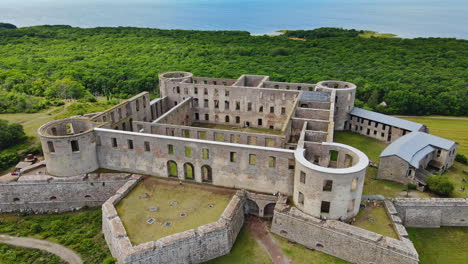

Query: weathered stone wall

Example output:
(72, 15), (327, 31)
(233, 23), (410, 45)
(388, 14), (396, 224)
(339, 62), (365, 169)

(0, 173), (131, 213)
(392, 198), (468, 228)
(153, 97), (194, 126)
(95, 128), (295, 195)
(149, 96), (170, 121)
(103, 186), (246, 264)
(271, 204), (419, 264)
(377, 155), (412, 184)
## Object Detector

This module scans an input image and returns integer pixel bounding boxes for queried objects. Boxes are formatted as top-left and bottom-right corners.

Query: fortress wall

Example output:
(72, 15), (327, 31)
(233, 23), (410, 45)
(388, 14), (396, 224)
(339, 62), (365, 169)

(149, 96), (170, 121)
(95, 128), (295, 195)
(192, 77), (238, 86)
(271, 205), (419, 264)
(103, 189), (245, 264)
(295, 108), (330, 120)
(392, 198), (468, 228)
(0, 174), (130, 213)
(138, 122), (285, 148)
(262, 81), (316, 91)
(152, 97), (193, 126)
(161, 81), (300, 130)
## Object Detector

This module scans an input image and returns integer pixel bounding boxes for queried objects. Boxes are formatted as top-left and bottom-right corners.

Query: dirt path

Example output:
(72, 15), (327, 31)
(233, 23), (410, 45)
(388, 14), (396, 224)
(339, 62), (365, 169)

(246, 216), (290, 264)
(0, 235), (83, 264)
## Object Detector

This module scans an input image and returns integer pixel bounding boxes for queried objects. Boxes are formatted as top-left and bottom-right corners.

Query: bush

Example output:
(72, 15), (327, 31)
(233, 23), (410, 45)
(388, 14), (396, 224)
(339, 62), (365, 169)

(0, 150), (21, 171)
(407, 183), (417, 190)
(270, 48), (291, 56)
(0, 119), (26, 149)
(101, 257), (117, 264)
(0, 23), (17, 29)
(21, 144), (43, 156)
(455, 154), (467, 165)
(427, 176), (454, 196)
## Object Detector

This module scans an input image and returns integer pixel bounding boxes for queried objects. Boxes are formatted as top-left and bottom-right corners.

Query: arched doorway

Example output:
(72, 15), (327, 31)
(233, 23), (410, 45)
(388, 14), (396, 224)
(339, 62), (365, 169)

(184, 163), (194, 180)
(201, 165), (212, 183)
(167, 160), (178, 178)
(246, 199), (259, 216)
(264, 203), (276, 218)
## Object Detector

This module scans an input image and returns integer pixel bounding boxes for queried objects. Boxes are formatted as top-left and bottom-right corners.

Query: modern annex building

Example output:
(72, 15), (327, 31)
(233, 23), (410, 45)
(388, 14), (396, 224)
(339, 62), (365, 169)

(25, 71), (463, 263)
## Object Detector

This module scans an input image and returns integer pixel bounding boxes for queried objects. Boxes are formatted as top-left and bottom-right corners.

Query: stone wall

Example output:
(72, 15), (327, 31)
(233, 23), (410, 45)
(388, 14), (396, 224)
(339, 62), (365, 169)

(153, 97), (194, 126)
(103, 185), (246, 264)
(0, 173), (131, 213)
(392, 198), (468, 228)
(271, 203), (419, 264)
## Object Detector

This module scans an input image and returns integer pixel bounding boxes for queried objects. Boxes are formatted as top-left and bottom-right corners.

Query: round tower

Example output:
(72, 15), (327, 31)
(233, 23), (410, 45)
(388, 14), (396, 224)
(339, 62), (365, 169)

(316, 81), (356, 131)
(38, 118), (100, 177)
(158, 71), (193, 98)
(293, 142), (368, 220)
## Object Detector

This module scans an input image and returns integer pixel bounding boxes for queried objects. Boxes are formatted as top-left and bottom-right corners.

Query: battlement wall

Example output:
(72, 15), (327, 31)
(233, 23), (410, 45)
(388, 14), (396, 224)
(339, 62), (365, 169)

(392, 198), (468, 227)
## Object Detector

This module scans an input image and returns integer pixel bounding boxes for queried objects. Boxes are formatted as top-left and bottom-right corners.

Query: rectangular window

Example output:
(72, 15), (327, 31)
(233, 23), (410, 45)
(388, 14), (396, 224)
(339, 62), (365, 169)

(231, 134), (240, 143)
(204, 99), (209, 108)
(198, 131), (206, 139)
(323, 180), (333, 192)
(281, 107), (286, 115)
(235, 116), (240, 124)
(183, 130), (190, 138)
(249, 154), (256, 165)
(185, 147), (192, 157)
(269, 156), (276, 168)
(205, 114), (209, 121)
(202, 148), (209, 160)
(300, 171), (306, 184)
(437, 149), (441, 157)
(247, 136), (256, 145)
(288, 159), (295, 170)
(321, 201), (330, 213)
(247, 102), (252, 111)
(259, 106), (264, 112)
(298, 192), (304, 205)
(71, 140), (79, 152)
(230, 152), (237, 162)
(168, 144), (174, 155)
(112, 138), (118, 148)
(47, 141), (55, 153)
(225, 101), (230, 110)
(195, 113), (199, 120)
(204, 88), (208, 95)
(128, 139), (134, 150)
(351, 178), (358, 191)
(225, 90), (229, 96)
(215, 132), (223, 142)
(214, 100), (219, 108)
(194, 87), (198, 94)
(144, 141), (150, 152)
(348, 199), (355, 213)
(258, 119), (263, 126)
(270, 106), (275, 113)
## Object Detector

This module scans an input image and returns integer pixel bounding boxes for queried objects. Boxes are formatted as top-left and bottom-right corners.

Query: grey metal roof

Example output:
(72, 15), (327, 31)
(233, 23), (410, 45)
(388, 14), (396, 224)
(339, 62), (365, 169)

(380, 132), (456, 167)
(300, 91), (330, 102)
(350, 107), (424, 131)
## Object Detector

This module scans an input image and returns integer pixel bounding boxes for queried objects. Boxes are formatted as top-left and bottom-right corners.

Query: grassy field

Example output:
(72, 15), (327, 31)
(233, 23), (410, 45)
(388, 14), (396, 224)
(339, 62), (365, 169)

(354, 203), (398, 239)
(443, 162), (468, 198)
(115, 178), (233, 245)
(334, 132), (432, 198)
(206, 227), (272, 264)
(0, 209), (113, 264)
(272, 234), (349, 264)
(400, 117), (468, 155)
(358, 30), (397, 38)
(407, 227), (468, 264)
(192, 123), (284, 136)
(0, 243), (66, 264)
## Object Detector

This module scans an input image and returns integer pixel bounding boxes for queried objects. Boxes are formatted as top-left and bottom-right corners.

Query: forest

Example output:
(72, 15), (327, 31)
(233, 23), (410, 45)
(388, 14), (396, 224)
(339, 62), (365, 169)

(0, 25), (467, 116)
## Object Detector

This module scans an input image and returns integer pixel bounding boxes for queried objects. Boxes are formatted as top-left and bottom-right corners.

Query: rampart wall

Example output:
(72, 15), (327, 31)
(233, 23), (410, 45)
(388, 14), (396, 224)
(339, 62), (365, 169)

(392, 198), (468, 227)
(152, 97), (193, 126)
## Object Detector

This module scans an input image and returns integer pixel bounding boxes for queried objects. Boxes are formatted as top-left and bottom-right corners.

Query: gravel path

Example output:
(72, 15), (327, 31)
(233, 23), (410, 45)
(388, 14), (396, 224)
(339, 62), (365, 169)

(0, 234), (83, 264)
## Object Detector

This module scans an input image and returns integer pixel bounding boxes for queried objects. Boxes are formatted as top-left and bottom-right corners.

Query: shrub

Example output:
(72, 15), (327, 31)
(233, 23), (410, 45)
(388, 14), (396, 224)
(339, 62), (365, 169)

(427, 176), (454, 196)
(0, 120), (26, 149)
(455, 154), (467, 165)
(0, 150), (21, 171)
(407, 183), (417, 190)
(270, 48), (291, 56)
(101, 257), (117, 264)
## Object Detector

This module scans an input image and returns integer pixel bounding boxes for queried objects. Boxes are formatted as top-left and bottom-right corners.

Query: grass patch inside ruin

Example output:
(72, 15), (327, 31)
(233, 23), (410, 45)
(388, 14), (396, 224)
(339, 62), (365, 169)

(353, 202), (398, 239)
(272, 234), (349, 264)
(407, 227), (468, 264)
(192, 123), (283, 136)
(115, 178), (233, 245)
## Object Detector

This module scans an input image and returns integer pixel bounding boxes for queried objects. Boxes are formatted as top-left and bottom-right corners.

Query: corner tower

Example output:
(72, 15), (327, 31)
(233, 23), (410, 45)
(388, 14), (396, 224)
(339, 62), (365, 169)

(316, 81), (356, 131)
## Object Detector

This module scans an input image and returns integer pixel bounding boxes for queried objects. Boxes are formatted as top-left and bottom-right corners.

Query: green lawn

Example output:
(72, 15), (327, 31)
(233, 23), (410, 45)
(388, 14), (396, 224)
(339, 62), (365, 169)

(407, 227), (468, 264)
(0, 243), (66, 264)
(115, 178), (233, 245)
(0, 209), (113, 264)
(400, 117), (468, 156)
(206, 227), (272, 264)
(443, 162), (468, 198)
(334, 131), (387, 162)
(353, 203), (398, 239)
(272, 234), (349, 264)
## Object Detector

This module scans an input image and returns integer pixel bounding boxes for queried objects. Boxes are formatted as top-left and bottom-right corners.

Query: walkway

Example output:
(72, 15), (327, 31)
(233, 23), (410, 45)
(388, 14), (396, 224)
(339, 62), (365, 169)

(246, 216), (290, 264)
(0, 235), (83, 264)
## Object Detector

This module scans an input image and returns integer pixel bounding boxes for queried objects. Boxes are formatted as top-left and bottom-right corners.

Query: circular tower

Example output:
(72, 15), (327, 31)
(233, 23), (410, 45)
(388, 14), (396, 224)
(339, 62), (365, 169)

(158, 71), (194, 98)
(38, 118), (100, 177)
(293, 142), (368, 220)
(316, 80), (356, 131)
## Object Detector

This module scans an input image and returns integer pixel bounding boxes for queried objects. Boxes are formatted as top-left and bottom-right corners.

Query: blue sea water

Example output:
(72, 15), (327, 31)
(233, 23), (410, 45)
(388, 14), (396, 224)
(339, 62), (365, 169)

(0, 0), (467, 38)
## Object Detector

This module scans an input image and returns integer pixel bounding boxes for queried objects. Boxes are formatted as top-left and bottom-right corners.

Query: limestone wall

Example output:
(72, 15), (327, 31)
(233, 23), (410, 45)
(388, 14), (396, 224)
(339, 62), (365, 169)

(0, 173), (131, 213)
(103, 187), (246, 264)
(149, 96), (170, 121)
(392, 198), (468, 227)
(271, 204), (419, 264)
(153, 97), (194, 126)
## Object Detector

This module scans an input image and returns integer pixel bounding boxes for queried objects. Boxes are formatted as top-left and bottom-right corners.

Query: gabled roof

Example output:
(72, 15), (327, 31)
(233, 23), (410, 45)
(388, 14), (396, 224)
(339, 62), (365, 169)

(350, 107), (424, 132)
(380, 132), (457, 167)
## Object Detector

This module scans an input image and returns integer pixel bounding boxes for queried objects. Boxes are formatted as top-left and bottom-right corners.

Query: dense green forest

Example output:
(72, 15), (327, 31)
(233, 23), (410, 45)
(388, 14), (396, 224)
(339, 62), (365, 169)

(0, 25), (467, 115)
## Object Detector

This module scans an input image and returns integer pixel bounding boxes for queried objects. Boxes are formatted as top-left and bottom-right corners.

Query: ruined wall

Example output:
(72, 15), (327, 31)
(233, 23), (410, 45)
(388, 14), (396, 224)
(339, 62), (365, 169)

(0, 173), (131, 213)
(103, 186), (246, 264)
(153, 97), (194, 126)
(95, 128), (295, 195)
(392, 198), (468, 228)
(271, 204), (419, 264)
(149, 97), (170, 121)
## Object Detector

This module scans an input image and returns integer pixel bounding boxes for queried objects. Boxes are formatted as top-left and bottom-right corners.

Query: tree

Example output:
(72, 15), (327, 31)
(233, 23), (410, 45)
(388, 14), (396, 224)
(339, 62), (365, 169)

(455, 154), (467, 165)
(0, 23), (17, 29)
(45, 78), (90, 99)
(0, 119), (26, 149)
(427, 176), (454, 197)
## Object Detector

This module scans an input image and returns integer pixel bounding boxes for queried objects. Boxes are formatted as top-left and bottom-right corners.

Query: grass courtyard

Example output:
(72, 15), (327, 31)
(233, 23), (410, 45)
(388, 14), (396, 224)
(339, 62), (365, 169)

(115, 178), (234, 245)
(407, 227), (468, 264)
(353, 202), (398, 239)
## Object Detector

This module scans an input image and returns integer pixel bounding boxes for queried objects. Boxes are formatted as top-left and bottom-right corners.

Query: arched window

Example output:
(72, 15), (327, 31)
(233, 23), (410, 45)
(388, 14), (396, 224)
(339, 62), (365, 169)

(184, 163), (194, 180)
(167, 160), (178, 178)
(201, 165), (212, 183)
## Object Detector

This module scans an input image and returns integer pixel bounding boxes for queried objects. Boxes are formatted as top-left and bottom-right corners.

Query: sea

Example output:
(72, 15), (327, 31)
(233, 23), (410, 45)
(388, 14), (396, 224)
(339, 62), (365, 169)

(1, 0), (467, 39)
